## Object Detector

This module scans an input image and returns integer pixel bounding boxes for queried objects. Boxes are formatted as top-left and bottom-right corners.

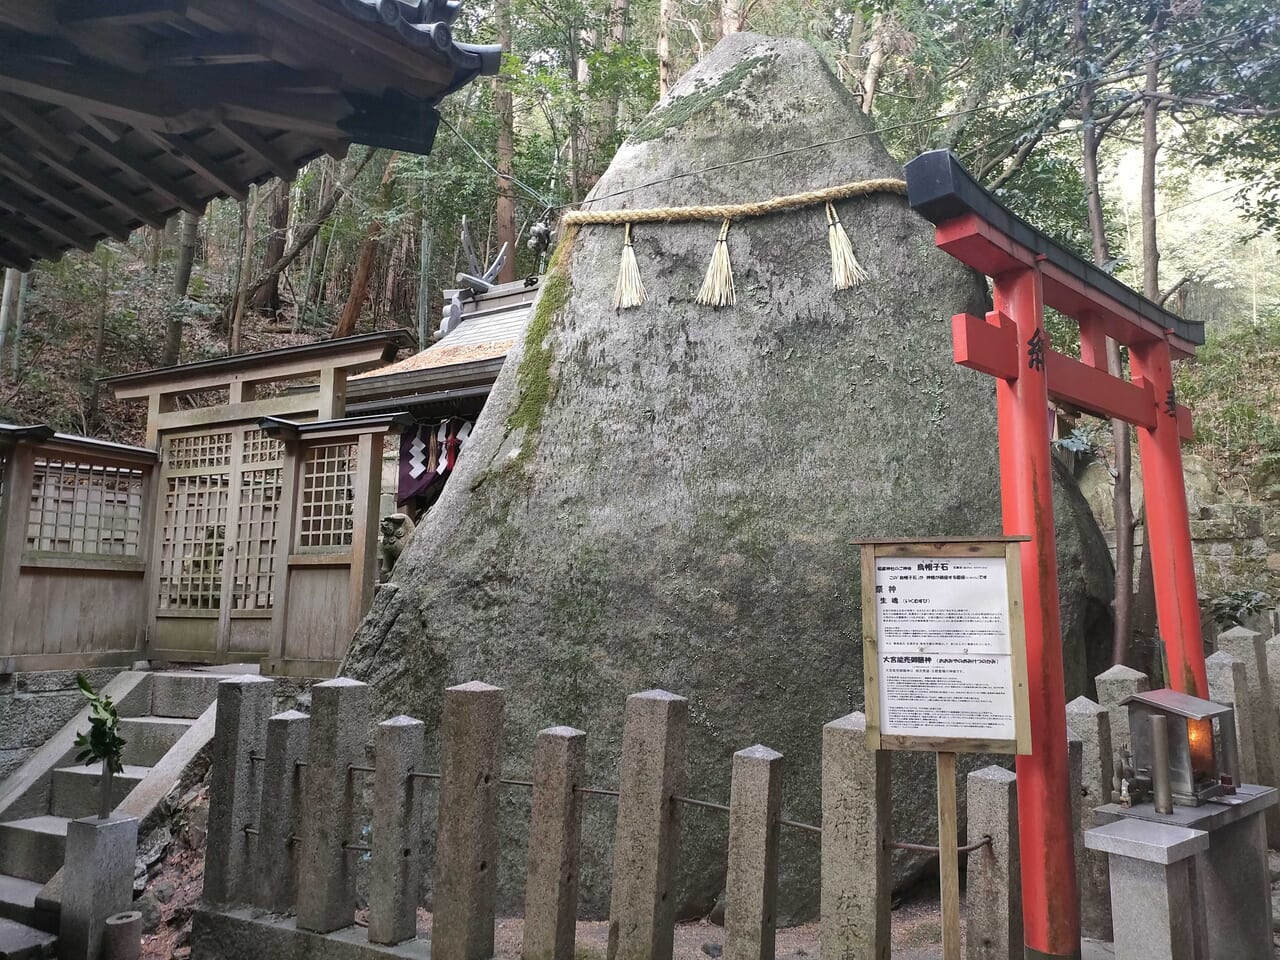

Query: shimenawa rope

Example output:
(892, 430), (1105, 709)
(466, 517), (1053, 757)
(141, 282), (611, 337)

(563, 178), (906, 308)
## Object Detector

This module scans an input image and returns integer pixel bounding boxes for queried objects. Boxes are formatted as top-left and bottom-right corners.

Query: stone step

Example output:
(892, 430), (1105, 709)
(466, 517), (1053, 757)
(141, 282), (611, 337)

(0, 917), (56, 960)
(48, 765), (150, 820)
(0, 819), (68, 886)
(0, 876), (47, 933)
(117, 716), (194, 767)
(150, 672), (220, 719)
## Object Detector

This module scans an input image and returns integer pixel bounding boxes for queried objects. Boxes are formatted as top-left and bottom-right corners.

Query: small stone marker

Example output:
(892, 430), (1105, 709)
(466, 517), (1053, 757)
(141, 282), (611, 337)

(964, 766), (1020, 960)
(434, 681), (504, 960)
(60, 814), (139, 960)
(1217, 626), (1280, 844)
(820, 712), (889, 960)
(296, 677), (370, 934)
(368, 716), (426, 946)
(523, 726), (586, 960)
(204, 675), (273, 907)
(1205, 651), (1258, 783)
(1065, 696), (1113, 941)
(1095, 664), (1148, 757)
(1067, 729), (1084, 926)
(608, 690), (687, 960)
(1084, 819), (1209, 960)
(724, 745), (783, 960)
(256, 709), (309, 914)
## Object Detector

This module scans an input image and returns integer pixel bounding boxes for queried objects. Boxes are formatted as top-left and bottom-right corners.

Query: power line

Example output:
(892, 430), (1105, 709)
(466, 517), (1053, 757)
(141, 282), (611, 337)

(560, 24), (1257, 211)
(439, 115), (556, 210)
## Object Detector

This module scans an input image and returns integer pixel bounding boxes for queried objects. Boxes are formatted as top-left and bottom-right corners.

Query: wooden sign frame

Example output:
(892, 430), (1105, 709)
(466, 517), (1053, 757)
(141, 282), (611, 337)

(858, 537), (1032, 756)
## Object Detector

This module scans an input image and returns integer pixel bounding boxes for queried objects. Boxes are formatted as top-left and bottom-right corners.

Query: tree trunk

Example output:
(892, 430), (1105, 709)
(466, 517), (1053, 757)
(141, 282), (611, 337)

(1130, 49), (1164, 653)
(9, 271), (29, 375)
(0, 268), (16, 357)
(658, 0), (673, 97)
(860, 16), (888, 115)
(719, 0), (743, 37)
(494, 0), (516, 285)
(334, 152), (399, 338)
(85, 257), (109, 429)
(243, 151), (376, 312)
(1077, 0), (1134, 666)
(594, 0), (631, 157)
(172, 211), (200, 299)
(98, 764), (114, 821)
(251, 186), (291, 316)
(229, 187), (259, 354)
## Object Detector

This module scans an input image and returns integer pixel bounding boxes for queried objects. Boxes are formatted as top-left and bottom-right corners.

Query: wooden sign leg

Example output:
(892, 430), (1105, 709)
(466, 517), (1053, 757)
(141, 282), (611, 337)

(937, 751), (960, 960)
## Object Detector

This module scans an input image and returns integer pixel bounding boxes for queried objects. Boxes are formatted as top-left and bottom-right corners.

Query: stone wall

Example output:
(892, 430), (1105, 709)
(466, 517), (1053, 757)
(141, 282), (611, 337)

(0, 667), (127, 779)
(1077, 452), (1280, 599)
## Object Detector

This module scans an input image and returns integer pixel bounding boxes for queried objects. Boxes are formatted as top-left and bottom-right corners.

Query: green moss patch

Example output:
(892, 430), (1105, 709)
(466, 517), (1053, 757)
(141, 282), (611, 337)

(504, 240), (574, 450)
(628, 54), (774, 143)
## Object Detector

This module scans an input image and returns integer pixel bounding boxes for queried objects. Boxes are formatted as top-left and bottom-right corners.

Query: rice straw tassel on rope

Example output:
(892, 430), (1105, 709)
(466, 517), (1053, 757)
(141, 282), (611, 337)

(825, 202), (867, 289)
(614, 223), (646, 309)
(696, 219), (735, 307)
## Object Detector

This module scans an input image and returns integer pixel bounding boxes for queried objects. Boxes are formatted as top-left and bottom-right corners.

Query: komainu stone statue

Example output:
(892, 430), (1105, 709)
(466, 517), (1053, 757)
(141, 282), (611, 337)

(376, 513), (416, 581)
(344, 33), (1113, 919)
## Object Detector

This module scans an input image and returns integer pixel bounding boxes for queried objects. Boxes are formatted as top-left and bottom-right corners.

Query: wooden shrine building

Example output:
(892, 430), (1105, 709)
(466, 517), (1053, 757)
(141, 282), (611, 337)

(0, 0), (501, 269)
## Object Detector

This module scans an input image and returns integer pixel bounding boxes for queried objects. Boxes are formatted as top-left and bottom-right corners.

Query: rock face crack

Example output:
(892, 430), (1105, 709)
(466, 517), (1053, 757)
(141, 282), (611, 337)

(343, 32), (1113, 921)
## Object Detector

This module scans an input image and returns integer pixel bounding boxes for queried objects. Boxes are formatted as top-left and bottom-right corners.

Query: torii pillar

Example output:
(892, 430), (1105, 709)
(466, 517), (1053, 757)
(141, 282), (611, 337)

(905, 151), (1208, 960)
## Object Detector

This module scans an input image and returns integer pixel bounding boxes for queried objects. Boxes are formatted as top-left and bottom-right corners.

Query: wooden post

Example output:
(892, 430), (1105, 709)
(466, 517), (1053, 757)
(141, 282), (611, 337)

(264, 437), (302, 673)
(347, 431), (381, 635)
(937, 751), (960, 960)
(0, 442), (33, 660)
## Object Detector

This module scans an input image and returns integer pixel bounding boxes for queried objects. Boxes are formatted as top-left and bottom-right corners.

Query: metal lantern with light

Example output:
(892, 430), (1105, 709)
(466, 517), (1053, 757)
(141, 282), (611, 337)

(1122, 689), (1242, 811)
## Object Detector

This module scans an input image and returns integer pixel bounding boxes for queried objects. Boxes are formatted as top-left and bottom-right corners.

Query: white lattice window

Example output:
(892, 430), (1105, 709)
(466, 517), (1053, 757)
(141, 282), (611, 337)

(158, 474), (230, 610)
(25, 459), (145, 556)
(298, 443), (356, 551)
(232, 466), (280, 610)
(167, 432), (233, 470)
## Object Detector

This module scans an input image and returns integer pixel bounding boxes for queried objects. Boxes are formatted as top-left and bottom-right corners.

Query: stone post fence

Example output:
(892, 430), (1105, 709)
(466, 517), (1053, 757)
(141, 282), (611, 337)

(194, 682), (1026, 960)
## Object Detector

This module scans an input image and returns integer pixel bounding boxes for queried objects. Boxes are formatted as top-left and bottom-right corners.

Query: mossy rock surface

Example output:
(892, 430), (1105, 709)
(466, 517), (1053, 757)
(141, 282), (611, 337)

(344, 33), (1113, 920)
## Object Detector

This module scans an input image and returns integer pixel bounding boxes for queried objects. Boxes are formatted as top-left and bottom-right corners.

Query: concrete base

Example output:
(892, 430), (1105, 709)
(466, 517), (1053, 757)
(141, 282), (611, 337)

(191, 909), (430, 960)
(59, 814), (138, 960)
(1094, 784), (1277, 960)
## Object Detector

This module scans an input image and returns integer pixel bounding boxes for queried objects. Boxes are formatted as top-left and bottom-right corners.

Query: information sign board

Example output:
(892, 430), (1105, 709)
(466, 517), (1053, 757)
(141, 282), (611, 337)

(858, 538), (1031, 754)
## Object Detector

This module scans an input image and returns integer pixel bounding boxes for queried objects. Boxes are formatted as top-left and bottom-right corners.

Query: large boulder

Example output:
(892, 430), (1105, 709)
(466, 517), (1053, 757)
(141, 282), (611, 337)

(344, 33), (1113, 921)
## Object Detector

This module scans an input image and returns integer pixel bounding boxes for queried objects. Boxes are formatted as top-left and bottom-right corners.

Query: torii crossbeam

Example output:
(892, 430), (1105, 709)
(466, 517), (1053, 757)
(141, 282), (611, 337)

(905, 150), (1207, 960)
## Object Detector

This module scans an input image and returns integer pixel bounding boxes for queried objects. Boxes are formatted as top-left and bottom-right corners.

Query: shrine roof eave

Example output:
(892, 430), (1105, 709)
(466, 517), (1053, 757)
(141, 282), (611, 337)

(905, 151), (1205, 355)
(101, 330), (415, 400)
(0, 0), (502, 270)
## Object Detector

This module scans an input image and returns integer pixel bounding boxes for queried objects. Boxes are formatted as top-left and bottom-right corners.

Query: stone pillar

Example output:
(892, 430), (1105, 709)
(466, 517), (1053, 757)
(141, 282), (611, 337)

(368, 716), (426, 946)
(523, 726), (586, 960)
(1066, 729), (1084, 930)
(964, 766), (1020, 960)
(1205, 651), (1258, 783)
(1095, 664), (1148, 758)
(296, 678), (370, 934)
(1084, 819), (1208, 960)
(1065, 696), (1113, 941)
(607, 690), (687, 960)
(60, 815), (139, 960)
(724, 745), (783, 960)
(820, 712), (889, 960)
(256, 709), (309, 914)
(1217, 626), (1280, 843)
(204, 675), (274, 907)
(434, 681), (504, 960)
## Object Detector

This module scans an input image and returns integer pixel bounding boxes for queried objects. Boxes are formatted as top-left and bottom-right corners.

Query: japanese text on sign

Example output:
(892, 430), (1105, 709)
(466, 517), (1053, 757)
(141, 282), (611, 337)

(874, 556), (1017, 743)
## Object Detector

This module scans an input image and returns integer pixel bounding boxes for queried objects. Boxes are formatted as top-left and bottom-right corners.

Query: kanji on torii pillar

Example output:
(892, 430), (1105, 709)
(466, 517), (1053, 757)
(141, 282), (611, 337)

(904, 150), (1207, 960)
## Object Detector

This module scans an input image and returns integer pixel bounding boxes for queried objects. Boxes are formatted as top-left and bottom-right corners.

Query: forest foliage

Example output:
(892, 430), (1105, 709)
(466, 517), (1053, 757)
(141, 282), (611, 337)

(0, 0), (1278, 445)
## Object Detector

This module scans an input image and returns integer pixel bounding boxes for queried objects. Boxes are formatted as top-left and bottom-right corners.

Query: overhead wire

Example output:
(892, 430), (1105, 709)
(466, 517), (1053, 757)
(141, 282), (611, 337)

(433, 23), (1263, 222)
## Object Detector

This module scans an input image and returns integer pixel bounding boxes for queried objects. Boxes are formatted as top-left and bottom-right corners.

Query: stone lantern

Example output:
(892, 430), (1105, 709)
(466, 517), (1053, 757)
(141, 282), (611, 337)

(1123, 688), (1240, 808)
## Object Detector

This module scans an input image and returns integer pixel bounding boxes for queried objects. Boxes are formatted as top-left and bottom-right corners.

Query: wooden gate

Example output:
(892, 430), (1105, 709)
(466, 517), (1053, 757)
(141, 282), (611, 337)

(151, 424), (284, 662)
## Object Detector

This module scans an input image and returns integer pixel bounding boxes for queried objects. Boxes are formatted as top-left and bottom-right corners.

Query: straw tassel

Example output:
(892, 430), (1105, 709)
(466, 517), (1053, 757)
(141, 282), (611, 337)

(826, 202), (867, 290)
(696, 219), (736, 307)
(614, 223), (646, 309)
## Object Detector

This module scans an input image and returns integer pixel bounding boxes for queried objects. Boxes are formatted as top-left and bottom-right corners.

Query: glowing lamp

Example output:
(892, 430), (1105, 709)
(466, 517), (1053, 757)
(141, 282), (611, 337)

(1122, 689), (1240, 808)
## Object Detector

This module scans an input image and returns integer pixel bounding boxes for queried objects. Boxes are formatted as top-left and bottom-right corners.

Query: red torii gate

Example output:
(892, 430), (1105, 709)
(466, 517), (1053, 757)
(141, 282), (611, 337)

(905, 151), (1207, 960)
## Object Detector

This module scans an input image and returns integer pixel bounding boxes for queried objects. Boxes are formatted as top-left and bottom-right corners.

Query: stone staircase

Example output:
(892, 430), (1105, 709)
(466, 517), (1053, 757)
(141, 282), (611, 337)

(0, 671), (220, 954)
